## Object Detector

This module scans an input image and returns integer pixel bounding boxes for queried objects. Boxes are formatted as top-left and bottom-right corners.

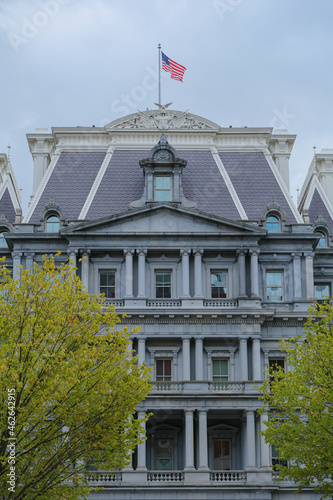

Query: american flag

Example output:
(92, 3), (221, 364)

(161, 52), (186, 82)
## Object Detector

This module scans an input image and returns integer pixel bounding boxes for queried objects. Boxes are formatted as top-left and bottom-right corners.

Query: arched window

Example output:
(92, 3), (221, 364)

(46, 215), (60, 233)
(315, 231), (327, 248)
(0, 231), (8, 248)
(266, 215), (280, 233)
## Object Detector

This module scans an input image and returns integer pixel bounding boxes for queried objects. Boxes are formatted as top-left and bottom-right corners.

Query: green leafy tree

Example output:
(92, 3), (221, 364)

(0, 255), (151, 499)
(259, 300), (333, 498)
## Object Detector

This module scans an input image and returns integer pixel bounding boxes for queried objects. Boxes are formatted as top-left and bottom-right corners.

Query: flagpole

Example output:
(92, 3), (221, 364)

(158, 43), (161, 105)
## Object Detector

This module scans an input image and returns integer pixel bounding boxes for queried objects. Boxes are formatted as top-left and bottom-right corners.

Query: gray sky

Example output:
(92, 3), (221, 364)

(1, 0), (332, 212)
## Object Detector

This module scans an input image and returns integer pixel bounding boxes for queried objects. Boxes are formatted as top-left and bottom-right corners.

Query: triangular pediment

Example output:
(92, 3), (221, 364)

(63, 205), (264, 236)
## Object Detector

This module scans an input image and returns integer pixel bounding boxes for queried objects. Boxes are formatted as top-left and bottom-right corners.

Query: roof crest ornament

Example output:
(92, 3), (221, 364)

(107, 109), (219, 131)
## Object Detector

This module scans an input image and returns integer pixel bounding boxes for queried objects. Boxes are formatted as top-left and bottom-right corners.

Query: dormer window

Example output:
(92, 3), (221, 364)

(266, 215), (280, 233)
(155, 176), (171, 201)
(0, 231), (8, 248)
(315, 230), (327, 248)
(46, 215), (60, 232)
(130, 134), (196, 209)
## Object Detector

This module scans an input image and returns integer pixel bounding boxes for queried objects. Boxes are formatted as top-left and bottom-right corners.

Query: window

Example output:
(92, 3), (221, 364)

(155, 271), (171, 298)
(315, 231), (327, 248)
(155, 359), (172, 382)
(155, 176), (171, 202)
(272, 445), (287, 470)
(0, 231), (8, 248)
(212, 359), (228, 383)
(46, 215), (60, 232)
(211, 271), (227, 298)
(213, 439), (231, 470)
(266, 271), (283, 301)
(314, 283), (331, 300)
(266, 215), (280, 233)
(99, 270), (115, 298)
(154, 438), (173, 470)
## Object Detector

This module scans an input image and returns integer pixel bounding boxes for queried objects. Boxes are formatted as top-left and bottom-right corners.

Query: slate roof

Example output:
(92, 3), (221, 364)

(220, 152), (297, 223)
(29, 152), (106, 224)
(308, 188), (333, 227)
(0, 188), (16, 224)
(86, 150), (148, 220)
(28, 149), (297, 225)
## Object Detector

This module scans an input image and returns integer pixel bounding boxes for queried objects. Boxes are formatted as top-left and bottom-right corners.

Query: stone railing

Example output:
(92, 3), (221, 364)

(85, 471), (122, 483)
(209, 381), (245, 392)
(203, 299), (238, 308)
(104, 299), (125, 307)
(147, 471), (184, 482)
(146, 299), (182, 307)
(210, 471), (246, 482)
(151, 381), (184, 392)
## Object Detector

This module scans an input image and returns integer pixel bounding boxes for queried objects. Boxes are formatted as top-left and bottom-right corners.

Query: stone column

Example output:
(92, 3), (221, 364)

(195, 338), (204, 380)
(182, 338), (191, 381)
(252, 338), (261, 381)
(198, 410), (208, 470)
(194, 249), (203, 297)
(263, 350), (269, 375)
(249, 248), (260, 297)
(12, 252), (22, 280)
(260, 412), (270, 469)
(246, 410), (256, 469)
(80, 250), (90, 290)
(67, 248), (78, 268)
(304, 251), (314, 299)
(292, 252), (302, 299)
(124, 249), (134, 298)
(137, 249), (147, 298)
(136, 411), (147, 471)
(138, 338), (146, 365)
(180, 249), (191, 298)
(237, 248), (247, 297)
(184, 410), (195, 470)
(230, 351), (235, 381)
(24, 252), (35, 273)
(239, 339), (248, 381)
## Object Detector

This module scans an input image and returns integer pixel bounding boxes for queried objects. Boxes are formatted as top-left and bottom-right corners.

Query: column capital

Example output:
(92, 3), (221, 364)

(79, 249), (91, 256)
(136, 248), (147, 256)
(124, 248), (135, 256)
(249, 248), (260, 256)
(12, 252), (23, 258)
(180, 248), (191, 256)
(194, 248), (204, 256)
(67, 248), (78, 256)
(236, 248), (247, 257)
(304, 251), (315, 258)
(291, 251), (302, 258)
(24, 252), (35, 258)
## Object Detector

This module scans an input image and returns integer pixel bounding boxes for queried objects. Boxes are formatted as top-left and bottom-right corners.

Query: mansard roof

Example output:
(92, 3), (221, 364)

(23, 109), (301, 226)
(0, 153), (21, 224)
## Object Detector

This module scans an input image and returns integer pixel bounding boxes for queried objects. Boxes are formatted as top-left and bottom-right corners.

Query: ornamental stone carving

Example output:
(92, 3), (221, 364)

(107, 108), (219, 131)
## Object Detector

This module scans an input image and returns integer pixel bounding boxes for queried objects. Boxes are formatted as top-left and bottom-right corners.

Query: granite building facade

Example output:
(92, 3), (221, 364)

(1, 108), (332, 499)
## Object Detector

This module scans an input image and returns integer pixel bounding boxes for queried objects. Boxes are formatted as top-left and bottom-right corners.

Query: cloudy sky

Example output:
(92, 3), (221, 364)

(1, 0), (332, 212)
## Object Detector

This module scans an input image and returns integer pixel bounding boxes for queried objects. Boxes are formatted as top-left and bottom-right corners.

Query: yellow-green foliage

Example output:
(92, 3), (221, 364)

(0, 255), (151, 499)
(259, 300), (333, 498)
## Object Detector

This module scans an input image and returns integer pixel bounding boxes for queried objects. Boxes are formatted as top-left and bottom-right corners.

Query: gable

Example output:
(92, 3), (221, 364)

(64, 205), (263, 237)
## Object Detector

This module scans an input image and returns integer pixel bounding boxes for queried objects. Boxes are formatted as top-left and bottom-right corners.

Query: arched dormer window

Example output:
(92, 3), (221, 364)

(315, 230), (327, 248)
(46, 215), (60, 233)
(266, 215), (280, 233)
(39, 199), (65, 233)
(0, 231), (8, 248)
(261, 198), (286, 233)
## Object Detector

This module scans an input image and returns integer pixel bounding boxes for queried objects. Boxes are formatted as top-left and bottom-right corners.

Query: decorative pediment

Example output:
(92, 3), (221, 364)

(62, 205), (264, 237)
(106, 109), (220, 131)
(260, 197), (287, 222)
